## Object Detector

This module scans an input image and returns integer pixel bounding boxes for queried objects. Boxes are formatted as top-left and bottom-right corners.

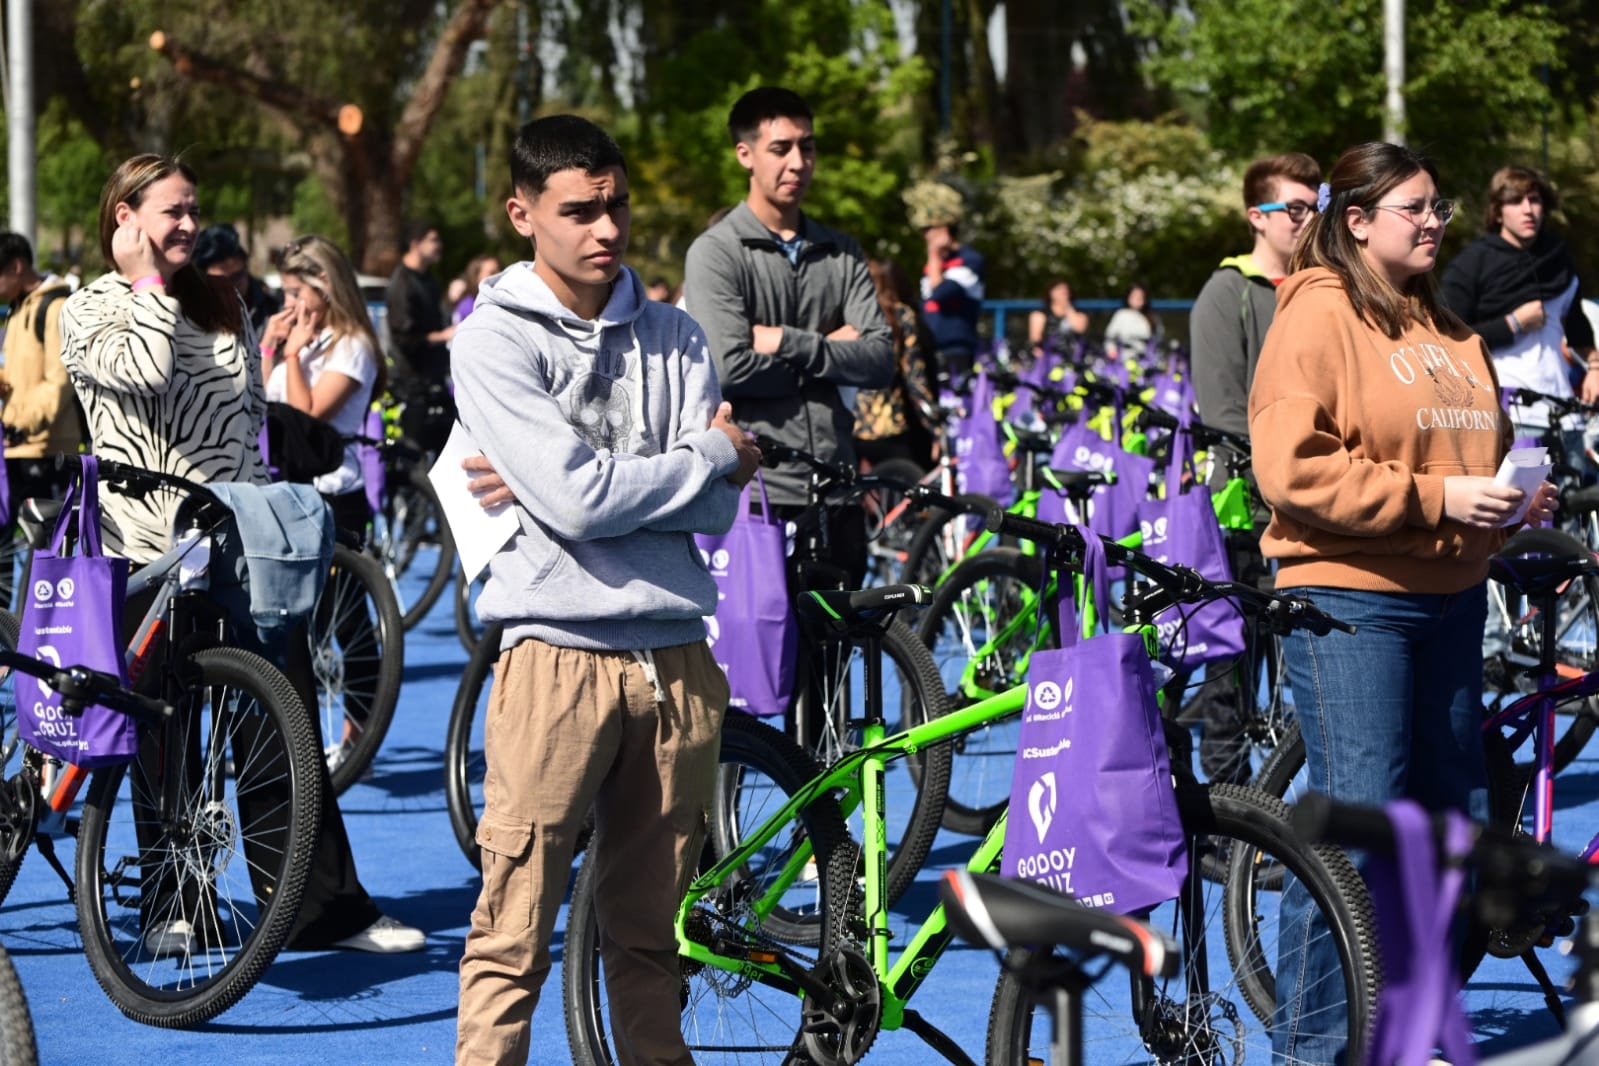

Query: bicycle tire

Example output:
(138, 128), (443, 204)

(315, 544), (405, 795)
(916, 547), (1045, 835)
(452, 565), (488, 654)
(984, 782), (1378, 1066)
(443, 622), (503, 869)
(0, 939), (39, 1066)
(0, 610), (28, 907)
(860, 457), (927, 584)
(378, 464), (456, 630)
(793, 617), (951, 908)
(75, 646), (322, 1028)
(563, 712), (855, 1066)
(900, 492), (1001, 588)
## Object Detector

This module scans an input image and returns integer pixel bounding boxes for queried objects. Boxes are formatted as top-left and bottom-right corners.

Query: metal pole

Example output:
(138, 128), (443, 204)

(940, 0), (952, 133)
(7, 0), (35, 243)
(1383, 0), (1405, 144)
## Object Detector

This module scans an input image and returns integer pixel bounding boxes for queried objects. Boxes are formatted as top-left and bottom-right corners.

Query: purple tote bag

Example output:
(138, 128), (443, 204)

(695, 473), (797, 718)
(953, 371), (1014, 505)
(1136, 412), (1245, 668)
(1364, 801), (1477, 1066)
(16, 455), (136, 767)
(361, 406), (386, 515)
(1039, 417), (1155, 542)
(1001, 527), (1187, 914)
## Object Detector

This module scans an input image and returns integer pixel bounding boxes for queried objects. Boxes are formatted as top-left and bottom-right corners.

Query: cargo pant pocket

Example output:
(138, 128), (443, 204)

(475, 809), (536, 934)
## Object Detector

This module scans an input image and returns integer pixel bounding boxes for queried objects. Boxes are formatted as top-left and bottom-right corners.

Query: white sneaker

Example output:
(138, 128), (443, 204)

(330, 915), (425, 954)
(144, 919), (197, 959)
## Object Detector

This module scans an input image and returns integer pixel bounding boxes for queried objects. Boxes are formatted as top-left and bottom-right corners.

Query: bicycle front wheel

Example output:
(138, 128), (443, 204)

(984, 783), (1378, 1066)
(563, 712), (855, 1066)
(443, 623), (502, 868)
(376, 464), (456, 629)
(314, 544), (405, 795)
(0, 939), (38, 1066)
(917, 548), (1045, 835)
(75, 647), (322, 1028)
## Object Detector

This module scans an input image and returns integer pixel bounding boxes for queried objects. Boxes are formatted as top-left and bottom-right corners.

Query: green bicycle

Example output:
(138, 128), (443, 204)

(560, 512), (1378, 1066)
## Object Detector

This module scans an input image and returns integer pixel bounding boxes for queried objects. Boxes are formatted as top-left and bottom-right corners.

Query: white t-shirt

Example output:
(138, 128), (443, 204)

(264, 328), (378, 496)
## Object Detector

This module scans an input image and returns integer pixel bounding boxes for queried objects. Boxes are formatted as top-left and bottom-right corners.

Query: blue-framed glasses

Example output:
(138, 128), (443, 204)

(1254, 200), (1317, 223)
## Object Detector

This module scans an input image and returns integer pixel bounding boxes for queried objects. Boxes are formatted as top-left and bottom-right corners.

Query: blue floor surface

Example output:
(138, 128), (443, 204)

(0, 565), (1587, 1064)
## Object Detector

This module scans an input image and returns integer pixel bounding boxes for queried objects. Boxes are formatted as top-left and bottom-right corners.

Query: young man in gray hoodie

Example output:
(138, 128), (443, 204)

(451, 114), (761, 1066)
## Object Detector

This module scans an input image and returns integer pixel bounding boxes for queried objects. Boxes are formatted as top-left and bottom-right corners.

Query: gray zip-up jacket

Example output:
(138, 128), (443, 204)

(683, 202), (894, 506)
(451, 263), (741, 651)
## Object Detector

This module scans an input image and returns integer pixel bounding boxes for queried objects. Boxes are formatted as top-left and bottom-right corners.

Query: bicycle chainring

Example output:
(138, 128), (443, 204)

(799, 946), (881, 1066)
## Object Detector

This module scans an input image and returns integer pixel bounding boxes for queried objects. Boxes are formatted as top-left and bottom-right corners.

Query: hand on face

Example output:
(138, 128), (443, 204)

(923, 225), (953, 257)
(112, 223), (163, 281)
(283, 301), (324, 357)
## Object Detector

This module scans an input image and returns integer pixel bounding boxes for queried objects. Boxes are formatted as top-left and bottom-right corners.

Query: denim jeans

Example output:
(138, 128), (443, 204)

(1272, 583), (1488, 1064)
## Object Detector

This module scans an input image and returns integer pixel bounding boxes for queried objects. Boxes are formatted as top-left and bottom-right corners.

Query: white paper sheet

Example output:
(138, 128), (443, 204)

(1493, 445), (1552, 527)
(427, 422), (519, 582)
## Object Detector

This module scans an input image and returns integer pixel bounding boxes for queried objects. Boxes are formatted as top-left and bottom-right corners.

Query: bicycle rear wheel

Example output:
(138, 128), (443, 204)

(75, 647), (321, 1028)
(313, 545), (404, 794)
(984, 783), (1378, 1066)
(901, 493), (1000, 588)
(0, 939), (38, 1066)
(443, 623), (502, 868)
(916, 548), (1045, 835)
(375, 464), (456, 630)
(1483, 572), (1599, 774)
(563, 712), (854, 1066)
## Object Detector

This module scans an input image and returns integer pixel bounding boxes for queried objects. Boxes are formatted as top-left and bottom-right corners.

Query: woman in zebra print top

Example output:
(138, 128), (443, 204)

(59, 155), (268, 565)
(56, 154), (422, 958)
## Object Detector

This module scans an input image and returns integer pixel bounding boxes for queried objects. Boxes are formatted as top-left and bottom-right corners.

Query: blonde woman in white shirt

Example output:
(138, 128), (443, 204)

(259, 235), (387, 539)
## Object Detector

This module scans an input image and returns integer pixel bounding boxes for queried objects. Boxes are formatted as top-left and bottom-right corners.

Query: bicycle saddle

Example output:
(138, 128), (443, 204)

(1488, 526), (1599, 597)
(1008, 426), (1055, 456)
(17, 497), (64, 550)
(796, 584), (930, 633)
(938, 870), (1178, 979)
(1041, 468), (1114, 496)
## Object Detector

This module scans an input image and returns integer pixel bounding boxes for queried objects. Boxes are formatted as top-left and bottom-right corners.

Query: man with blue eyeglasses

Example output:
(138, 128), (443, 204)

(1186, 151), (1321, 784)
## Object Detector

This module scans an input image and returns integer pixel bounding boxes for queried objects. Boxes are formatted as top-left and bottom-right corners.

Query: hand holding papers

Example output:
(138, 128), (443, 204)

(428, 422), (519, 581)
(1494, 445), (1553, 527)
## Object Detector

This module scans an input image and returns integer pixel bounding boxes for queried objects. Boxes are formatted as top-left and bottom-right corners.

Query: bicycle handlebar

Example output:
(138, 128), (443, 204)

(55, 453), (228, 515)
(0, 649), (173, 724)
(1292, 792), (1594, 908)
(982, 506), (1353, 637)
(1502, 386), (1599, 421)
(1134, 407), (1252, 456)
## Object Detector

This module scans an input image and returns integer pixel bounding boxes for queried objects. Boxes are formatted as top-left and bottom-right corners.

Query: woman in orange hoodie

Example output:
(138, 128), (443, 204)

(1249, 141), (1557, 1061)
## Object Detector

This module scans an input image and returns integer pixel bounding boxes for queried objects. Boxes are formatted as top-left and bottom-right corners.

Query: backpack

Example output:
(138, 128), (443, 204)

(21, 286), (90, 450)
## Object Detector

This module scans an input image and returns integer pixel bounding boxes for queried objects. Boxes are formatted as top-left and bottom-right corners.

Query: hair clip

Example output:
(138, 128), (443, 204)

(1316, 182), (1332, 213)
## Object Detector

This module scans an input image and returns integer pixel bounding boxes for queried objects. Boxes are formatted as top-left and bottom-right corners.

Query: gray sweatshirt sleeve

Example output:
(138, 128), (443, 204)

(452, 318), (741, 543)
(772, 244), (896, 388)
(684, 236), (804, 399)
(639, 324), (743, 535)
(1189, 270), (1251, 440)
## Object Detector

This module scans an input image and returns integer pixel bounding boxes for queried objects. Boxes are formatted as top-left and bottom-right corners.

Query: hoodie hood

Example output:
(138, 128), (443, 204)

(1272, 266), (1344, 316)
(475, 261), (647, 336)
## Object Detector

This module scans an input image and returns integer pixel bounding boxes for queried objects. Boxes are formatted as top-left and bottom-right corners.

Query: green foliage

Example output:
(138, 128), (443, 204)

(962, 115), (1241, 302)
(35, 99), (110, 270)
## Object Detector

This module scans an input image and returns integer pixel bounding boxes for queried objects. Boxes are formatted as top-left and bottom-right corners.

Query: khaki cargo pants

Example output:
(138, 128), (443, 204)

(455, 638), (727, 1066)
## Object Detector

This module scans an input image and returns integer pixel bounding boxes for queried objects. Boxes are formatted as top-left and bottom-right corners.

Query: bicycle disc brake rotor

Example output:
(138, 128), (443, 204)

(1145, 991), (1243, 1066)
(799, 946), (881, 1066)
(180, 799), (238, 882)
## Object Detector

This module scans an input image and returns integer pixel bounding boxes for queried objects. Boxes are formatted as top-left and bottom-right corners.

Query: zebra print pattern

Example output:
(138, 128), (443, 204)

(59, 273), (269, 564)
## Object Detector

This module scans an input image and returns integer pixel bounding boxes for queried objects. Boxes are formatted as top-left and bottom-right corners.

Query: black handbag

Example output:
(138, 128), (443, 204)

(265, 401), (346, 483)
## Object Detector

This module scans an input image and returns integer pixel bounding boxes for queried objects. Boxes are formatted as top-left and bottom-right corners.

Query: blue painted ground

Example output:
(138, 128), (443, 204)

(0, 561), (1586, 1063)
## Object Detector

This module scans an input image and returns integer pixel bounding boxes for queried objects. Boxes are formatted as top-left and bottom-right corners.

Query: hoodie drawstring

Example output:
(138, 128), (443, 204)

(631, 649), (666, 705)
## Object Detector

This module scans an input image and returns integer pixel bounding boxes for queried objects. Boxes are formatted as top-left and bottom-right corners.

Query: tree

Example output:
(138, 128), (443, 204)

(135, 0), (510, 273)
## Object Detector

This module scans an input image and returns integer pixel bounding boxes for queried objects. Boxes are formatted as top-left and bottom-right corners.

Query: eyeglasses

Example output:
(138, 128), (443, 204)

(1372, 199), (1456, 226)
(1254, 200), (1317, 223)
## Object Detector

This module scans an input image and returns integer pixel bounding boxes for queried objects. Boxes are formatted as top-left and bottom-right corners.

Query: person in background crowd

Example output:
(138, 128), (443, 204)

(1026, 279), (1090, 359)
(1441, 164), (1599, 436)
(259, 235), (388, 537)
(1249, 140), (1556, 1062)
(854, 257), (936, 469)
(384, 219), (455, 453)
(453, 253), (502, 324)
(0, 232), (82, 515)
(1182, 150), (1321, 784)
(645, 276), (673, 302)
(914, 189), (985, 388)
(193, 222), (282, 339)
(59, 153), (423, 959)
(1102, 281), (1163, 359)
(683, 85), (893, 586)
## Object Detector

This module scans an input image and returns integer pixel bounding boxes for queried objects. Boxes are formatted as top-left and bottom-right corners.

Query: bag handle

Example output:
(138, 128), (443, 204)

(50, 455), (103, 558)
(740, 469), (774, 524)
(1163, 405), (1196, 496)
(1050, 524), (1111, 648)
